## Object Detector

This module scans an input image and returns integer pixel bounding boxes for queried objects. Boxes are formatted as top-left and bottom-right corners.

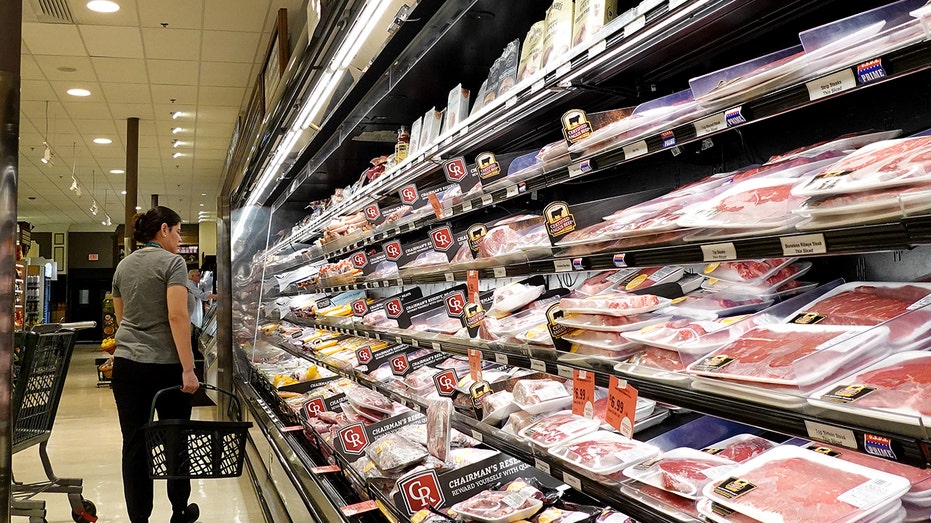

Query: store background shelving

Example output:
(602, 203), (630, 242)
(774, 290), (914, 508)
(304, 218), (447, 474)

(222, 0), (931, 521)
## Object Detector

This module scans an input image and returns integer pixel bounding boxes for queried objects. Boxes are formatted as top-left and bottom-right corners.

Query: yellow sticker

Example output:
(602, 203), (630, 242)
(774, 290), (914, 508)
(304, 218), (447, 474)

(704, 262), (720, 274)
(626, 274), (648, 291)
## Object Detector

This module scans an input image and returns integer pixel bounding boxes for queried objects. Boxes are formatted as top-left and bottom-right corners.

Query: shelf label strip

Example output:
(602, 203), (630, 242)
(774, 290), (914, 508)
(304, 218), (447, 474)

(780, 233), (827, 256)
(623, 140), (648, 160)
(701, 242), (737, 261)
(695, 112), (727, 137)
(807, 68), (857, 102)
(805, 420), (857, 449)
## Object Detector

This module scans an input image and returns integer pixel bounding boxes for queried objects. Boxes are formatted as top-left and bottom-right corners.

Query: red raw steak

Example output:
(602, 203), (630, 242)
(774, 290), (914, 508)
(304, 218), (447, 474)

(847, 355), (931, 415)
(659, 455), (731, 495)
(801, 285), (931, 343)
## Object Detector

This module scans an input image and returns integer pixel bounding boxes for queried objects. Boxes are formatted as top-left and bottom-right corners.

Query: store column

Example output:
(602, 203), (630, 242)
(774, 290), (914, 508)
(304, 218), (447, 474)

(124, 118), (138, 253)
(0, 1), (22, 520)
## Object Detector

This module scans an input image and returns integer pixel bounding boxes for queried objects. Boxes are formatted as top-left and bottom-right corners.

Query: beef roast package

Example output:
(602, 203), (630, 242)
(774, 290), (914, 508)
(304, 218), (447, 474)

(518, 21), (546, 82)
(572, 0), (618, 46)
(542, 0), (574, 65)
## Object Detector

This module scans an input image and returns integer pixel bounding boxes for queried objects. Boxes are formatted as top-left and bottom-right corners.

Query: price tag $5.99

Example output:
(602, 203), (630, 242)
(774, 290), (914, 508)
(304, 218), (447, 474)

(605, 376), (638, 438)
(572, 370), (596, 418)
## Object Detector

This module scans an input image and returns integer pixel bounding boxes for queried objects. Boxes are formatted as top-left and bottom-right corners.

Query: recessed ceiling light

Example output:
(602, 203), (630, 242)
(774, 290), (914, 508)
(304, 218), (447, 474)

(201, 193), (206, 196)
(171, 111), (182, 119)
(172, 152), (182, 158)
(93, 137), (112, 144)
(199, 203), (204, 207)
(171, 127), (182, 134)
(57, 66), (77, 73)
(120, 190), (127, 195)
(87, 1), (120, 13)
(67, 88), (91, 97)
(110, 169), (124, 174)
(135, 206), (142, 210)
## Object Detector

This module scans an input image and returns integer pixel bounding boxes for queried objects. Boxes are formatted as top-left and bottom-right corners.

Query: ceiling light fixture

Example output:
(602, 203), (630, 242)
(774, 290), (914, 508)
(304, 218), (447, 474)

(110, 169), (124, 174)
(69, 177), (79, 192)
(40, 142), (53, 165)
(172, 140), (181, 148)
(90, 200), (98, 216)
(93, 137), (112, 144)
(201, 193), (206, 196)
(135, 206), (142, 210)
(171, 111), (182, 119)
(172, 152), (182, 159)
(66, 88), (91, 97)
(171, 127), (182, 134)
(105, 214), (112, 226)
(199, 203), (204, 207)
(120, 190), (126, 195)
(87, 0), (120, 13)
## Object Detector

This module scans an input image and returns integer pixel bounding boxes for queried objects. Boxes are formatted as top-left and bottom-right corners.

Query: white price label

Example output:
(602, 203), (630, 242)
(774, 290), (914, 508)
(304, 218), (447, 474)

(471, 430), (483, 442)
(495, 353), (508, 365)
(535, 458), (551, 475)
(442, 136), (454, 147)
(588, 40), (607, 59)
(806, 68), (857, 101)
(395, 336), (403, 344)
(375, 333), (381, 340)
(622, 140), (648, 159)
(563, 472), (582, 491)
(411, 338), (419, 347)
(554, 259), (573, 273)
(805, 420), (858, 449)
(459, 125), (469, 137)
(506, 185), (519, 198)
(531, 79), (546, 93)
(530, 359), (547, 372)
(701, 242), (737, 261)
(462, 200), (473, 213)
(432, 342), (441, 351)
(780, 233), (827, 256)
(568, 159), (594, 178)
(445, 273), (455, 282)
(557, 63), (571, 77)
(624, 16), (646, 36)
(442, 208), (453, 219)
(481, 194), (494, 206)
(505, 97), (518, 108)
(695, 113), (727, 137)
(557, 365), (573, 379)
(493, 266), (507, 278)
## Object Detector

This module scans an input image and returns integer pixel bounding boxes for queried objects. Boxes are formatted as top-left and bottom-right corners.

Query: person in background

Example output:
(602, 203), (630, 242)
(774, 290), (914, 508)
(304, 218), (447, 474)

(186, 269), (216, 333)
(111, 206), (200, 523)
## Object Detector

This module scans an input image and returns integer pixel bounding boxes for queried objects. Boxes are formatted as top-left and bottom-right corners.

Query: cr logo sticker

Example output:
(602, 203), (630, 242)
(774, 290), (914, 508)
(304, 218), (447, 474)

(433, 369), (458, 397)
(398, 470), (445, 514)
(355, 346), (373, 365)
(445, 291), (466, 317)
(338, 423), (368, 455)
(391, 354), (410, 375)
(385, 298), (403, 319)
(351, 299), (368, 316)
(351, 252), (368, 269)
(364, 203), (380, 221)
(443, 157), (468, 182)
(304, 398), (326, 418)
(384, 240), (403, 261)
(399, 184), (419, 205)
(430, 227), (454, 251)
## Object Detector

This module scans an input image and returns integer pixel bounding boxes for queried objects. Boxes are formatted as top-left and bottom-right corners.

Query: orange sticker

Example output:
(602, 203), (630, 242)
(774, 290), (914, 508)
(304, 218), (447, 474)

(428, 192), (443, 219)
(467, 270), (480, 303)
(605, 376), (639, 438)
(469, 348), (483, 382)
(572, 370), (596, 418)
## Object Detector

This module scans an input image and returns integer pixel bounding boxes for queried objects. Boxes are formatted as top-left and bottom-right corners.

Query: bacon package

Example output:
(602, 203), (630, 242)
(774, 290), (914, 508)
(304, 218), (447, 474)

(622, 447), (738, 499)
(548, 430), (660, 475)
(702, 445), (910, 523)
(518, 411), (601, 449)
(559, 292), (670, 317)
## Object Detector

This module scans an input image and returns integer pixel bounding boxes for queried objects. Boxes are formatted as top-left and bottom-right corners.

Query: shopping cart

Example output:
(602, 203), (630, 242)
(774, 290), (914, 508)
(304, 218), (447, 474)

(12, 321), (98, 523)
(144, 383), (251, 480)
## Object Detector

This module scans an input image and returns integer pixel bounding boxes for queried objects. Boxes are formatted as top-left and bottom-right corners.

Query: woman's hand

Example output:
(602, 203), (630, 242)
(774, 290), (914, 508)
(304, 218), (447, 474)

(181, 369), (199, 394)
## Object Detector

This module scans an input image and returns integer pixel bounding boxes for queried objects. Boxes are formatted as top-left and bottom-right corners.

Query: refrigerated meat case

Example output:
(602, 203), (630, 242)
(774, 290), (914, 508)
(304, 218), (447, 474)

(218, 0), (931, 521)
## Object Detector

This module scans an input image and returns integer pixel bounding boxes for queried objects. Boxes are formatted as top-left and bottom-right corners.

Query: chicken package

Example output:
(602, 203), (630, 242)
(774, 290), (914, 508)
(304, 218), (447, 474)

(518, 411), (601, 449)
(366, 433), (429, 473)
(426, 398), (453, 462)
(516, 324), (554, 346)
(345, 387), (395, 414)
(702, 445), (910, 523)
(486, 282), (546, 318)
(556, 312), (668, 333)
(622, 447), (738, 499)
(701, 434), (778, 463)
(450, 486), (544, 523)
(483, 309), (549, 340)
(511, 379), (572, 414)
(702, 259), (795, 285)
(559, 292), (670, 317)
(548, 430), (660, 475)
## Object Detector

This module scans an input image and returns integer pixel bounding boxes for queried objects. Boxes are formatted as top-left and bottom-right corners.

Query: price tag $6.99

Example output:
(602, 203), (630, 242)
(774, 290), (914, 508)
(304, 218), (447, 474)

(605, 376), (638, 438)
(572, 370), (596, 418)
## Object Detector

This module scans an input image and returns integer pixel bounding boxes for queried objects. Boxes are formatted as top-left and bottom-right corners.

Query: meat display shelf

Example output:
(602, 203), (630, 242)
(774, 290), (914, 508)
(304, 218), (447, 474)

(263, 12), (931, 268)
(255, 334), (701, 523)
(285, 317), (931, 471)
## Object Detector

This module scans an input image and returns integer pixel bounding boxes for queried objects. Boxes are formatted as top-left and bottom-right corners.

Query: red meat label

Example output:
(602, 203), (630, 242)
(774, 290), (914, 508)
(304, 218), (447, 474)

(351, 252), (368, 269)
(430, 226), (455, 252)
(384, 240), (403, 261)
(443, 157), (468, 182)
(356, 346), (373, 365)
(385, 298), (404, 319)
(351, 299), (368, 317)
(399, 184), (419, 205)
(338, 423), (368, 454)
(364, 203), (380, 222)
(391, 354), (410, 376)
(304, 398), (326, 418)
(445, 291), (466, 317)
(398, 469), (445, 513)
(433, 369), (458, 397)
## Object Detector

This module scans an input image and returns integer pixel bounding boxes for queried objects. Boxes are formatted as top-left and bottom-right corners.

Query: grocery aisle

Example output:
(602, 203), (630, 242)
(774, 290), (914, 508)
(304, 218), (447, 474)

(11, 343), (266, 523)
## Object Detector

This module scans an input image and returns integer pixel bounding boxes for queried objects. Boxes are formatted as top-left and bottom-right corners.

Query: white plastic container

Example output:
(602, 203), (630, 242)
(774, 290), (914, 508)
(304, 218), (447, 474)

(518, 410), (601, 449)
(548, 430), (660, 475)
(511, 379), (572, 415)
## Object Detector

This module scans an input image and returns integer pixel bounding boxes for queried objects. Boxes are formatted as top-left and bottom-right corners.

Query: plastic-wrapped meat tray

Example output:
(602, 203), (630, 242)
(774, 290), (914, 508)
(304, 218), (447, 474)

(702, 445), (911, 523)
(622, 315), (757, 355)
(701, 434), (777, 463)
(449, 487), (544, 523)
(677, 177), (812, 229)
(511, 379), (571, 414)
(559, 292), (670, 317)
(701, 262), (812, 294)
(622, 447), (738, 499)
(345, 387), (395, 414)
(547, 429), (660, 475)
(663, 293), (773, 320)
(794, 182), (931, 218)
(797, 441), (931, 499)
(702, 259), (794, 284)
(365, 433), (429, 472)
(518, 411), (601, 449)
(556, 312), (668, 333)
(686, 324), (889, 387)
(486, 282), (545, 318)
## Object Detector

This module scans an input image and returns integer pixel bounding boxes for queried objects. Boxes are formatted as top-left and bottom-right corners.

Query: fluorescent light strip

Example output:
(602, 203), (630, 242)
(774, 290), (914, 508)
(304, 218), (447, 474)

(338, 1), (393, 69)
(299, 70), (344, 129)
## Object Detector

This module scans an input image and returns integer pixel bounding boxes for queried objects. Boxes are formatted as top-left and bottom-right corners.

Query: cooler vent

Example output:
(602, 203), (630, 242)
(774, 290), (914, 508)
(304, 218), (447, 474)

(28, 0), (75, 24)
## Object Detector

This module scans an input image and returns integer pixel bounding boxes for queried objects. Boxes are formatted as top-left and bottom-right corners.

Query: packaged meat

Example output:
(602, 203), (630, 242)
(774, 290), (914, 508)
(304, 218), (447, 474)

(799, 441), (931, 497)
(702, 259), (794, 284)
(794, 182), (931, 218)
(342, 401), (391, 423)
(512, 379), (572, 414)
(622, 447), (738, 499)
(346, 387), (395, 414)
(701, 434), (778, 463)
(701, 262), (812, 294)
(482, 390), (520, 425)
(366, 433), (429, 472)
(518, 411), (601, 449)
(517, 21), (545, 82)
(450, 487), (544, 523)
(572, 0), (617, 46)
(809, 351), (931, 424)
(577, 270), (621, 296)
(559, 292), (670, 317)
(556, 312), (668, 333)
(401, 250), (449, 270)
(696, 498), (769, 523)
(515, 324), (555, 347)
(547, 430), (660, 475)
(563, 329), (642, 357)
(595, 509), (637, 523)
(786, 282), (931, 348)
(677, 177), (812, 229)
(663, 293), (774, 320)
(486, 282), (546, 318)
(687, 324), (890, 387)
(622, 315), (756, 355)
(426, 398), (453, 462)
(702, 445), (911, 523)
(793, 137), (931, 197)
(795, 198), (931, 231)
(505, 411), (547, 434)
(478, 216), (550, 263)
(404, 366), (442, 394)
(627, 346), (688, 372)
(485, 309), (549, 339)
(447, 448), (501, 469)
(768, 130), (903, 164)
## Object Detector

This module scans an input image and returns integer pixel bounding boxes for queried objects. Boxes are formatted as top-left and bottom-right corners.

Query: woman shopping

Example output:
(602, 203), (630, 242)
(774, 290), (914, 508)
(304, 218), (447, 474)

(111, 206), (200, 523)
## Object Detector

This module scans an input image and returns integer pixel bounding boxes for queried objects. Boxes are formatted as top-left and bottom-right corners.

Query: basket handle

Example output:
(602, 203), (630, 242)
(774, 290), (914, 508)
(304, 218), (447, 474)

(149, 383), (241, 423)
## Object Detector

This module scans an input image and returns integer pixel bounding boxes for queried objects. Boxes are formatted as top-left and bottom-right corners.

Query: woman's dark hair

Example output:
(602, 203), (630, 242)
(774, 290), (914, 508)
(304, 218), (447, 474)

(132, 206), (182, 243)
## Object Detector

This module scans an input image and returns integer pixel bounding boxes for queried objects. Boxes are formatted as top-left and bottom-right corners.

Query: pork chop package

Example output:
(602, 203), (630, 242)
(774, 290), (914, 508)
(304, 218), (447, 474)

(481, 390), (520, 425)
(426, 398), (453, 462)
(547, 429), (660, 475)
(700, 262), (812, 295)
(475, 215), (551, 263)
(556, 312), (668, 333)
(366, 433), (429, 473)
(562, 329), (643, 359)
(622, 315), (758, 356)
(700, 434), (778, 463)
(661, 293), (774, 320)
(559, 292), (670, 317)
(486, 282), (546, 318)
(449, 485), (544, 523)
(798, 441), (931, 500)
(622, 447), (738, 499)
(518, 411), (601, 449)
(701, 258), (795, 285)
(511, 379), (572, 414)
(345, 387), (395, 414)
(702, 445), (911, 523)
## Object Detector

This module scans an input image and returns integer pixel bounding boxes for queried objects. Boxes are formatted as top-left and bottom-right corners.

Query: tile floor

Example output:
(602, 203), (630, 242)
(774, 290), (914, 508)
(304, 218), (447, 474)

(11, 344), (266, 523)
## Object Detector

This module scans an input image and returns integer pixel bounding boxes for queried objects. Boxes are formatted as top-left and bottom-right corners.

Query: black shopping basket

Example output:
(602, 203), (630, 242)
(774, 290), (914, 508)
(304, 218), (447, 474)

(144, 383), (252, 480)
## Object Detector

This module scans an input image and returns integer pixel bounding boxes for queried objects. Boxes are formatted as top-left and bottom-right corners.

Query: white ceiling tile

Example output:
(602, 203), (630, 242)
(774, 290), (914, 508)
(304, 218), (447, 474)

(138, 147), (162, 159)
(91, 57), (149, 84)
(108, 103), (155, 120)
(146, 59), (198, 86)
(138, 0), (204, 30)
(73, 119), (120, 136)
(193, 137), (232, 149)
(197, 86), (246, 106)
(70, 0), (142, 27)
(61, 102), (113, 121)
(200, 31), (262, 63)
(80, 26), (144, 59)
(34, 55), (97, 82)
(150, 85), (198, 106)
(193, 122), (234, 138)
(204, 0), (270, 32)
(199, 61), (252, 88)
(101, 83), (152, 104)
(142, 28), (201, 61)
(192, 105), (239, 124)
(22, 24), (87, 56)
(20, 80), (58, 101)
(20, 54), (44, 81)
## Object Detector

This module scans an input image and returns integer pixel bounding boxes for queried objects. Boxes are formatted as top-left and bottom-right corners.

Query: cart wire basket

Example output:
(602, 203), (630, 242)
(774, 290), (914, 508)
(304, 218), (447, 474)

(144, 383), (252, 480)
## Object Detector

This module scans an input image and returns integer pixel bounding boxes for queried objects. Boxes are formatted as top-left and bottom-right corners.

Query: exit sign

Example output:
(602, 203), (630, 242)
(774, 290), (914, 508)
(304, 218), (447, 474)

(88, 254), (99, 261)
